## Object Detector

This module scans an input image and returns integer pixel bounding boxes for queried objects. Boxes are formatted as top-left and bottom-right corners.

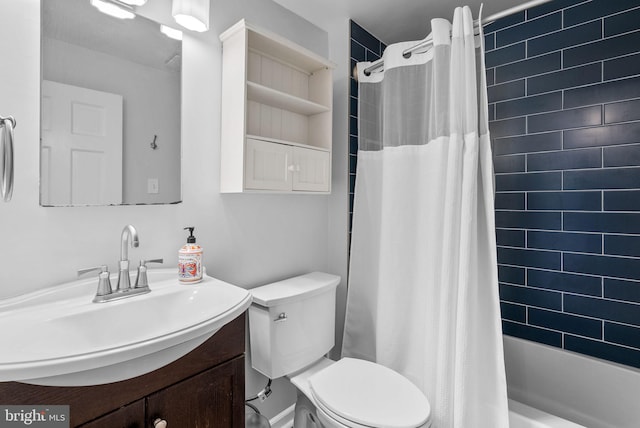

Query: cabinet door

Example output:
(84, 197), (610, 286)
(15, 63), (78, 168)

(147, 357), (244, 428)
(79, 400), (144, 428)
(245, 138), (292, 191)
(293, 147), (330, 192)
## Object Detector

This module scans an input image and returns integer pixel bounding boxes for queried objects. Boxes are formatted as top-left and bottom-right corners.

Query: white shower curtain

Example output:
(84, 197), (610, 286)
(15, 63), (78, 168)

(342, 6), (509, 428)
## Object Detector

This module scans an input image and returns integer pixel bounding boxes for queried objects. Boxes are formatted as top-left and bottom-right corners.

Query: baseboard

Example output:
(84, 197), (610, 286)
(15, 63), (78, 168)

(270, 404), (295, 428)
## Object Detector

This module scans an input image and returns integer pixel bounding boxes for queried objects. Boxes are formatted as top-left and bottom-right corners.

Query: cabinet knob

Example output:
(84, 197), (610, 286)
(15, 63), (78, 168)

(153, 418), (168, 428)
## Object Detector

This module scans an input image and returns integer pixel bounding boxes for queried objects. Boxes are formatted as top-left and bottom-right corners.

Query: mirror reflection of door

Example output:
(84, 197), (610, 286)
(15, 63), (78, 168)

(41, 0), (182, 206)
(41, 80), (123, 206)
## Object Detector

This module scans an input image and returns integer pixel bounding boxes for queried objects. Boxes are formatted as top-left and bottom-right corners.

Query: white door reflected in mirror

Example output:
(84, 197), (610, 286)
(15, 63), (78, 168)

(41, 81), (123, 206)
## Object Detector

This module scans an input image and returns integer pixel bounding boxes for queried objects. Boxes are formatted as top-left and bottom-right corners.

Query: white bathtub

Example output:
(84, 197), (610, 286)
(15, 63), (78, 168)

(509, 400), (585, 428)
(504, 336), (640, 428)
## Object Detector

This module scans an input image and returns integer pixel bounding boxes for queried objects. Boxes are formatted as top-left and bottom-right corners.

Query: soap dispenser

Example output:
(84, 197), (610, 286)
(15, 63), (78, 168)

(179, 227), (203, 284)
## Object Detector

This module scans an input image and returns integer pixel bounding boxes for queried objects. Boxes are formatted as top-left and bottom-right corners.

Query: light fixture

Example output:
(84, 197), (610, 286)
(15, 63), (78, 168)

(172, 0), (210, 32)
(160, 25), (183, 41)
(90, 0), (135, 19)
(118, 0), (147, 5)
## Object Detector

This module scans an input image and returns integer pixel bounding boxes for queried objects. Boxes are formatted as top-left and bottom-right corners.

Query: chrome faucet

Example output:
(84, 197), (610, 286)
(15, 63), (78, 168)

(116, 224), (139, 292)
(78, 225), (164, 303)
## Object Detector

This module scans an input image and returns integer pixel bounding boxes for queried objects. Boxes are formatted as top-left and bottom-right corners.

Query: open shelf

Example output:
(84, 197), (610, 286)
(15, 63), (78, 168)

(247, 29), (332, 74)
(246, 82), (329, 116)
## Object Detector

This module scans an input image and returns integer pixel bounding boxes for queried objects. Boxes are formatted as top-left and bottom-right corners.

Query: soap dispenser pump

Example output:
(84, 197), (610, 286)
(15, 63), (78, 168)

(179, 226), (203, 284)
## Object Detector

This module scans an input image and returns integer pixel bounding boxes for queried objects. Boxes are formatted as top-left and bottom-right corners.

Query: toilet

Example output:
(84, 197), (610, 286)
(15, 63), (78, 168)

(248, 272), (432, 428)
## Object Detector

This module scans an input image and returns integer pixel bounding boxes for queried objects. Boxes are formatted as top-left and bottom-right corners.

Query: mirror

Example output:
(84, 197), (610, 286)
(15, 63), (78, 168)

(41, 0), (182, 206)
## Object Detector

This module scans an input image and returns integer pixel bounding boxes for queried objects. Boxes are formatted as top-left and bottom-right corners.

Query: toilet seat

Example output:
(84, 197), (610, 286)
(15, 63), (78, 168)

(308, 358), (431, 428)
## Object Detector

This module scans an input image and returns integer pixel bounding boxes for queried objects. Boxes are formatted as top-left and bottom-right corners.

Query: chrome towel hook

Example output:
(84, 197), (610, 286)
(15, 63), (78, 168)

(0, 115), (16, 202)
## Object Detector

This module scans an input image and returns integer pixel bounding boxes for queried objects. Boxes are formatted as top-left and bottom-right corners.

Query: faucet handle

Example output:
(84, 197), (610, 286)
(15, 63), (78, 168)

(135, 259), (164, 288)
(78, 265), (113, 297)
(78, 265), (108, 277)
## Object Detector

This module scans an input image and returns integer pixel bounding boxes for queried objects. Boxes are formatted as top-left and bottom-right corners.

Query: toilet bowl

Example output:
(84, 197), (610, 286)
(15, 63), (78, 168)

(248, 272), (432, 428)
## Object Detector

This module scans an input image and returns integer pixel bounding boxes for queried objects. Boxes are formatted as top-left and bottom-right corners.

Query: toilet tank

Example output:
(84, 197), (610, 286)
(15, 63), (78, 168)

(248, 272), (340, 379)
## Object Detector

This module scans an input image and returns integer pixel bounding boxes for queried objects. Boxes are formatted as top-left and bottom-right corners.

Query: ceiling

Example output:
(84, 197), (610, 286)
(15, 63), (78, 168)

(272, 0), (541, 44)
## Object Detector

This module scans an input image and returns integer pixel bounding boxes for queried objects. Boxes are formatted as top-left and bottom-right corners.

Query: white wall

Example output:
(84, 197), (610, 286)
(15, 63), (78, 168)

(0, 0), (332, 420)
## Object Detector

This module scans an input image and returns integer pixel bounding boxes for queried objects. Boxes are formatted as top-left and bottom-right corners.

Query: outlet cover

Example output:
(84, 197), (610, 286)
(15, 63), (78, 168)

(147, 178), (159, 194)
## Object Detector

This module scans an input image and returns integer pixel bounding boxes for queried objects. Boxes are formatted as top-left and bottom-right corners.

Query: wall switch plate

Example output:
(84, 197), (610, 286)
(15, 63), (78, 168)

(147, 178), (159, 194)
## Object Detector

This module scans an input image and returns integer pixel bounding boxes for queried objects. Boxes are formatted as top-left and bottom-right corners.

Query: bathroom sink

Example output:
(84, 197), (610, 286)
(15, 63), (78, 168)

(0, 269), (251, 386)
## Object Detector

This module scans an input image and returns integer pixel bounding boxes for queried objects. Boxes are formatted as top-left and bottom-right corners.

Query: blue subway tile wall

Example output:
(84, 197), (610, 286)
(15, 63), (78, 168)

(489, 0), (640, 369)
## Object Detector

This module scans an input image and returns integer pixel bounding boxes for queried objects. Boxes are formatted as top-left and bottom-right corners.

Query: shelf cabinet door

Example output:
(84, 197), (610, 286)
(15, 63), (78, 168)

(293, 147), (330, 192)
(146, 357), (244, 428)
(245, 138), (292, 191)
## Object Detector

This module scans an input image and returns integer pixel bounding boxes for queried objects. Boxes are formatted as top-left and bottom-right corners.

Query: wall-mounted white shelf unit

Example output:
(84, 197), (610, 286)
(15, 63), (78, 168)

(220, 19), (334, 193)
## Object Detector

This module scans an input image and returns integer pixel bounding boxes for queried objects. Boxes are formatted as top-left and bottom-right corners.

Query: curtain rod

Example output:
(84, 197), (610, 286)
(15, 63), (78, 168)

(362, 0), (553, 77)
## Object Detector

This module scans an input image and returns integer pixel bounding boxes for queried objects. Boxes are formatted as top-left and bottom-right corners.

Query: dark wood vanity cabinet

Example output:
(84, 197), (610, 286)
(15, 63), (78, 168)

(0, 313), (246, 428)
(146, 359), (242, 427)
(80, 400), (145, 428)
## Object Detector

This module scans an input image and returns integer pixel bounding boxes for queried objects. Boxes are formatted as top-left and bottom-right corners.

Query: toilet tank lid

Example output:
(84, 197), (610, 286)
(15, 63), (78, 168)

(250, 272), (340, 307)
